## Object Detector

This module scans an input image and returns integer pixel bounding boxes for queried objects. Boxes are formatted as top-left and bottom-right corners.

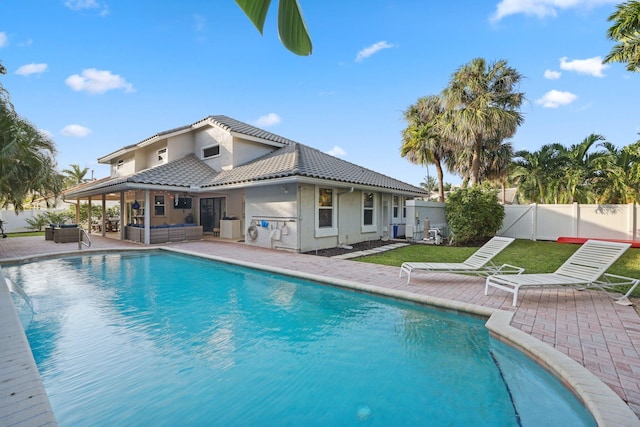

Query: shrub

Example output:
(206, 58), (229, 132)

(445, 187), (505, 245)
(25, 211), (72, 231)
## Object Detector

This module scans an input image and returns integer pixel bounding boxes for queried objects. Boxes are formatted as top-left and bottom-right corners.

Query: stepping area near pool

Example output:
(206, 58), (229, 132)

(1, 235), (639, 425)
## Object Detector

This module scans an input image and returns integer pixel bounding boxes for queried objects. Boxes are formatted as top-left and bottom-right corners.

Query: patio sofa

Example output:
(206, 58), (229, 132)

(52, 224), (81, 243)
(124, 223), (203, 244)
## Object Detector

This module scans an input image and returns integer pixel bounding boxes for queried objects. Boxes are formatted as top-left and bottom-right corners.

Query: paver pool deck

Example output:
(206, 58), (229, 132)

(1, 235), (639, 425)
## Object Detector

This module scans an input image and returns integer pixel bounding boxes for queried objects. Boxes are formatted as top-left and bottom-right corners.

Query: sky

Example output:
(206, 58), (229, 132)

(1, 0), (639, 188)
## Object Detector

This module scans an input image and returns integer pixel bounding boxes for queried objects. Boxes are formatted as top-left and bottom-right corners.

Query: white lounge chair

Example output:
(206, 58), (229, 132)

(399, 236), (522, 284)
(485, 239), (639, 306)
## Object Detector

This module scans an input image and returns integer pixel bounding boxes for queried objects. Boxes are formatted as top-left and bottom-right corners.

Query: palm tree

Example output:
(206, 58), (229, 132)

(604, 0), (640, 71)
(558, 134), (607, 203)
(511, 144), (566, 203)
(0, 61), (64, 210)
(481, 140), (515, 204)
(441, 58), (525, 186)
(400, 95), (451, 202)
(592, 141), (640, 203)
(62, 163), (90, 187)
(235, 0), (312, 56)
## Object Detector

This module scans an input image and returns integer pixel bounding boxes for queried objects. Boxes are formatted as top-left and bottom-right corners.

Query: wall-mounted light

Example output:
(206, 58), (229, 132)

(283, 186), (288, 194)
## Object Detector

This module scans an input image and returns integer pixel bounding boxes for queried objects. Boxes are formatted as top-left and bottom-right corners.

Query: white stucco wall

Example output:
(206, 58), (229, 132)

(244, 185), (298, 251)
(167, 133), (195, 161)
(196, 127), (233, 170)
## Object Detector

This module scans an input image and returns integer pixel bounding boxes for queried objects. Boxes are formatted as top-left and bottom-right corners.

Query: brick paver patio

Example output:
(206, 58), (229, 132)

(1, 235), (639, 424)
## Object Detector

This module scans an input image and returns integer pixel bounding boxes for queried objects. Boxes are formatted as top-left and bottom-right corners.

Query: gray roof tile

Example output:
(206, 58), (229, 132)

(202, 142), (425, 194)
(68, 116), (426, 197)
(129, 153), (216, 187)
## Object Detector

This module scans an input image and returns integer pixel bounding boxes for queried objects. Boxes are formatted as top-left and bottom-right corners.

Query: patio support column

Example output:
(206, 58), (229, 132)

(119, 192), (125, 240)
(87, 196), (92, 233)
(75, 198), (80, 224)
(101, 195), (106, 237)
(144, 190), (150, 245)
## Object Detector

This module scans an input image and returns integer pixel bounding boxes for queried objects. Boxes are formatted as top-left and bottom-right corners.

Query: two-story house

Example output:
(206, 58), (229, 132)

(65, 115), (426, 251)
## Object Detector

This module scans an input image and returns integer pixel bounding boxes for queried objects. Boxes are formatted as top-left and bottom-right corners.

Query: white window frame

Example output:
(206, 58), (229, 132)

(315, 187), (337, 237)
(157, 148), (167, 163)
(362, 192), (377, 233)
(392, 195), (399, 220)
(202, 144), (220, 159)
(154, 195), (166, 217)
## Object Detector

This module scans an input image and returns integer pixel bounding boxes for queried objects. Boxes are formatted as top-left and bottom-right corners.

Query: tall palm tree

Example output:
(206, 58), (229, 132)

(511, 144), (566, 203)
(400, 95), (451, 202)
(62, 163), (90, 187)
(0, 61), (63, 210)
(441, 58), (525, 186)
(604, 0), (640, 72)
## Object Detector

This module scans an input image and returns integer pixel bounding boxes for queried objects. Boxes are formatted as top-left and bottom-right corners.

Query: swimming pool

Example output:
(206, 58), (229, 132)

(4, 251), (596, 426)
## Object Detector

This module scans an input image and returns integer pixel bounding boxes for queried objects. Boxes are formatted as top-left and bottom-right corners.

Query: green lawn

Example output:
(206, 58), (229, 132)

(5, 231), (45, 238)
(356, 239), (640, 298)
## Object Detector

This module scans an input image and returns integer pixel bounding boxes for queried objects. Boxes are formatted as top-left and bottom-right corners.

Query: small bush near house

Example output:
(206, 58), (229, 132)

(445, 187), (504, 245)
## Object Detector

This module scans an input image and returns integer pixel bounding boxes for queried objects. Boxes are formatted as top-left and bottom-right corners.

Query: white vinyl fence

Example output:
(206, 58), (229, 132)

(0, 209), (70, 233)
(499, 203), (639, 241)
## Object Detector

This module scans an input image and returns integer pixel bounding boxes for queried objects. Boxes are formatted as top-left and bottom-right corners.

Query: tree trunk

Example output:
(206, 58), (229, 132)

(435, 160), (445, 202)
(470, 137), (483, 186)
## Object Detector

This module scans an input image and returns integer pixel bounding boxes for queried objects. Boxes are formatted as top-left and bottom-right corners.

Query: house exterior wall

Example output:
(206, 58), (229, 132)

(233, 138), (274, 166)
(244, 185), (298, 250)
(196, 127), (234, 170)
(110, 153), (135, 178)
(167, 133), (195, 161)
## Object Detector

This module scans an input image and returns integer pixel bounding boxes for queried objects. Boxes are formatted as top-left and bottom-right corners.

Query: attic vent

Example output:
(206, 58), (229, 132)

(117, 159), (124, 169)
(157, 148), (167, 162)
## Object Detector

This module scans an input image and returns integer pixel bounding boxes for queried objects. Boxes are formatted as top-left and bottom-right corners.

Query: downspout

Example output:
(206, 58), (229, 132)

(336, 187), (354, 249)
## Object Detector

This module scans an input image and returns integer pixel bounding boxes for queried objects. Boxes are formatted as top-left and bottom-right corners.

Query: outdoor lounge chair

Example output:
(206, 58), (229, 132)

(399, 236), (522, 284)
(485, 239), (639, 306)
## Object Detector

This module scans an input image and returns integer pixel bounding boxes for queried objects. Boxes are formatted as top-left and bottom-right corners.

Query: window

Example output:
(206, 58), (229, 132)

(362, 192), (377, 233)
(315, 187), (337, 237)
(363, 193), (374, 225)
(154, 195), (165, 216)
(203, 144), (220, 159)
(318, 188), (333, 227)
(157, 148), (167, 162)
(392, 196), (399, 219)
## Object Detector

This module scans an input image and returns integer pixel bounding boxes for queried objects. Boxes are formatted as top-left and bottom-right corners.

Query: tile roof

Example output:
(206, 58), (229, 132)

(128, 153), (217, 187)
(202, 142), (426, 193)
(69, 116), (426, 197)
(203, 116), (297, 146)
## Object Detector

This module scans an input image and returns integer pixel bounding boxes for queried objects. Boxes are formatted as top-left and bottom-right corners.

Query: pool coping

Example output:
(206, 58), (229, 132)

(1, 246), (639, 426)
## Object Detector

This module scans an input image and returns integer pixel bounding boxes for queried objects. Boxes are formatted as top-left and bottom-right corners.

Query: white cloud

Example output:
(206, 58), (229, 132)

(0, 32), (8, 47)
(327, 146), (347, 157)
(535, 89), (577, 108)
(559, 56), (608, 77)
(65, 68), (134, 94)
(544, 69), (561, 79)
(61, 124), (92, 137)
(255, 113), (281, 127)
(15, 63), (48, 76)
(491, 0), (617, 23)
(65, 0), (109, 15)
(355, 41), (396, 62)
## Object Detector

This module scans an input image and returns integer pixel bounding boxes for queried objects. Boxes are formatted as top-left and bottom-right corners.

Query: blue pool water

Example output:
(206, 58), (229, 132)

(4, 252), (596, 426)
